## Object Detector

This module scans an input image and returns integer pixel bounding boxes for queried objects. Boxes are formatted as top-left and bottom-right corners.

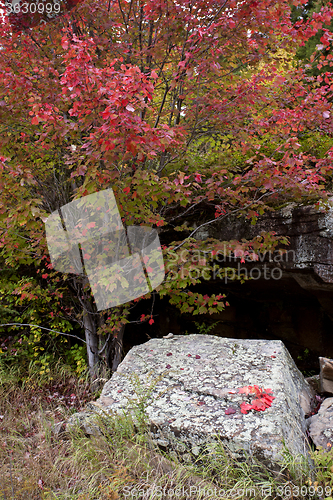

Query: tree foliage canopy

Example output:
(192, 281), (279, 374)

(0, 0), (332, 377)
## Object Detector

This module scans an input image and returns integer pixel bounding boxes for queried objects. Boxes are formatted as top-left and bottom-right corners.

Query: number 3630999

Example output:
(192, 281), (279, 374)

(5, 1), (61, 15)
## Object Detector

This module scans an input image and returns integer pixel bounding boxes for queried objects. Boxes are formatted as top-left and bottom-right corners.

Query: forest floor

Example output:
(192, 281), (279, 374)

(0, 364), (332, 500)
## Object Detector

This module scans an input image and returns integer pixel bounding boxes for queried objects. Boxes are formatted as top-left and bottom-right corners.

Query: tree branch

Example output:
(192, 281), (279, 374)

(171, 191), (281, 250)
(0, 323), (86, 344)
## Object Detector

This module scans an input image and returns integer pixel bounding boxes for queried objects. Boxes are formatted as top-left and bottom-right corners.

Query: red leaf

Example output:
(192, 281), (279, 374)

(261, 394), (275, 406)
(225, 407), (236, 415)
(61, 38), (69, 50)
(251, 398), (266, 411)
(238, 385), (275, 414)
(253, 385), (262, 397)
(149, 318), (154, 325)
(240, 402), (253, 414)
(274, 75), (286, 86)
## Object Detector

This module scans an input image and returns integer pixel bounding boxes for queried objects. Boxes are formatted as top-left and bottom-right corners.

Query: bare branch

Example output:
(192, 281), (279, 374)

(171, 191), (281, 250)
(0, 323), (86, 344)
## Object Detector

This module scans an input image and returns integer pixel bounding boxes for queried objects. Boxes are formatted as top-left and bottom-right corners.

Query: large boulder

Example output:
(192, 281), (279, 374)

(97, 334), (314, 468)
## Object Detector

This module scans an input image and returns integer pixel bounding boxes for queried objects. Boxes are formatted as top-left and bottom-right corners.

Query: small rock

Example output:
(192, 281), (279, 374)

(52, 421), (67, 437)
(309, 397), (333, 450)
(163, 333), (174, 339)
(66, 411), (102, 437)
(320, 357), (333, 395)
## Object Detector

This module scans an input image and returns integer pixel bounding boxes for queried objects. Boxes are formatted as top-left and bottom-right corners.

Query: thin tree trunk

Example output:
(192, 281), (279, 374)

(106, 323), (126, 372)
(83, 309), (99, 381)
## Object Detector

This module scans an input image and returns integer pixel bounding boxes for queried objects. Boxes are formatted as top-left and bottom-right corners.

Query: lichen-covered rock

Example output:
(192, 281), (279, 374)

(66, 410), (102, 437)
(97, 335), (313, 468)
(205, 200), (333, 289)
(309, 398), (333, 450)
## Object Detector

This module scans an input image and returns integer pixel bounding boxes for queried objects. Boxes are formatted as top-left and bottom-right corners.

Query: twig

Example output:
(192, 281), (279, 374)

(98, 332), (111, 355)
(0, 323), (86, 344)
(168, 200), (204, 221)
(171, 191), (280, 251)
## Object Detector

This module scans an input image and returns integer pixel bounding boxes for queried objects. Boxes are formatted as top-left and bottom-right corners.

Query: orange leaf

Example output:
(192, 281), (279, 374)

(238, 385), (253, 395)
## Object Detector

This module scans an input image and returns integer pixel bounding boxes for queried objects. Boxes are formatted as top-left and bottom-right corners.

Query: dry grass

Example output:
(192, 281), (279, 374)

(0, 364), (93, 499)
(0, 364), (331, 500)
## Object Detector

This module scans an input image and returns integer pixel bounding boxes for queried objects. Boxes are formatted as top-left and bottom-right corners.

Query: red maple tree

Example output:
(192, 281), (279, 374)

(0, 0), (332, 378)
